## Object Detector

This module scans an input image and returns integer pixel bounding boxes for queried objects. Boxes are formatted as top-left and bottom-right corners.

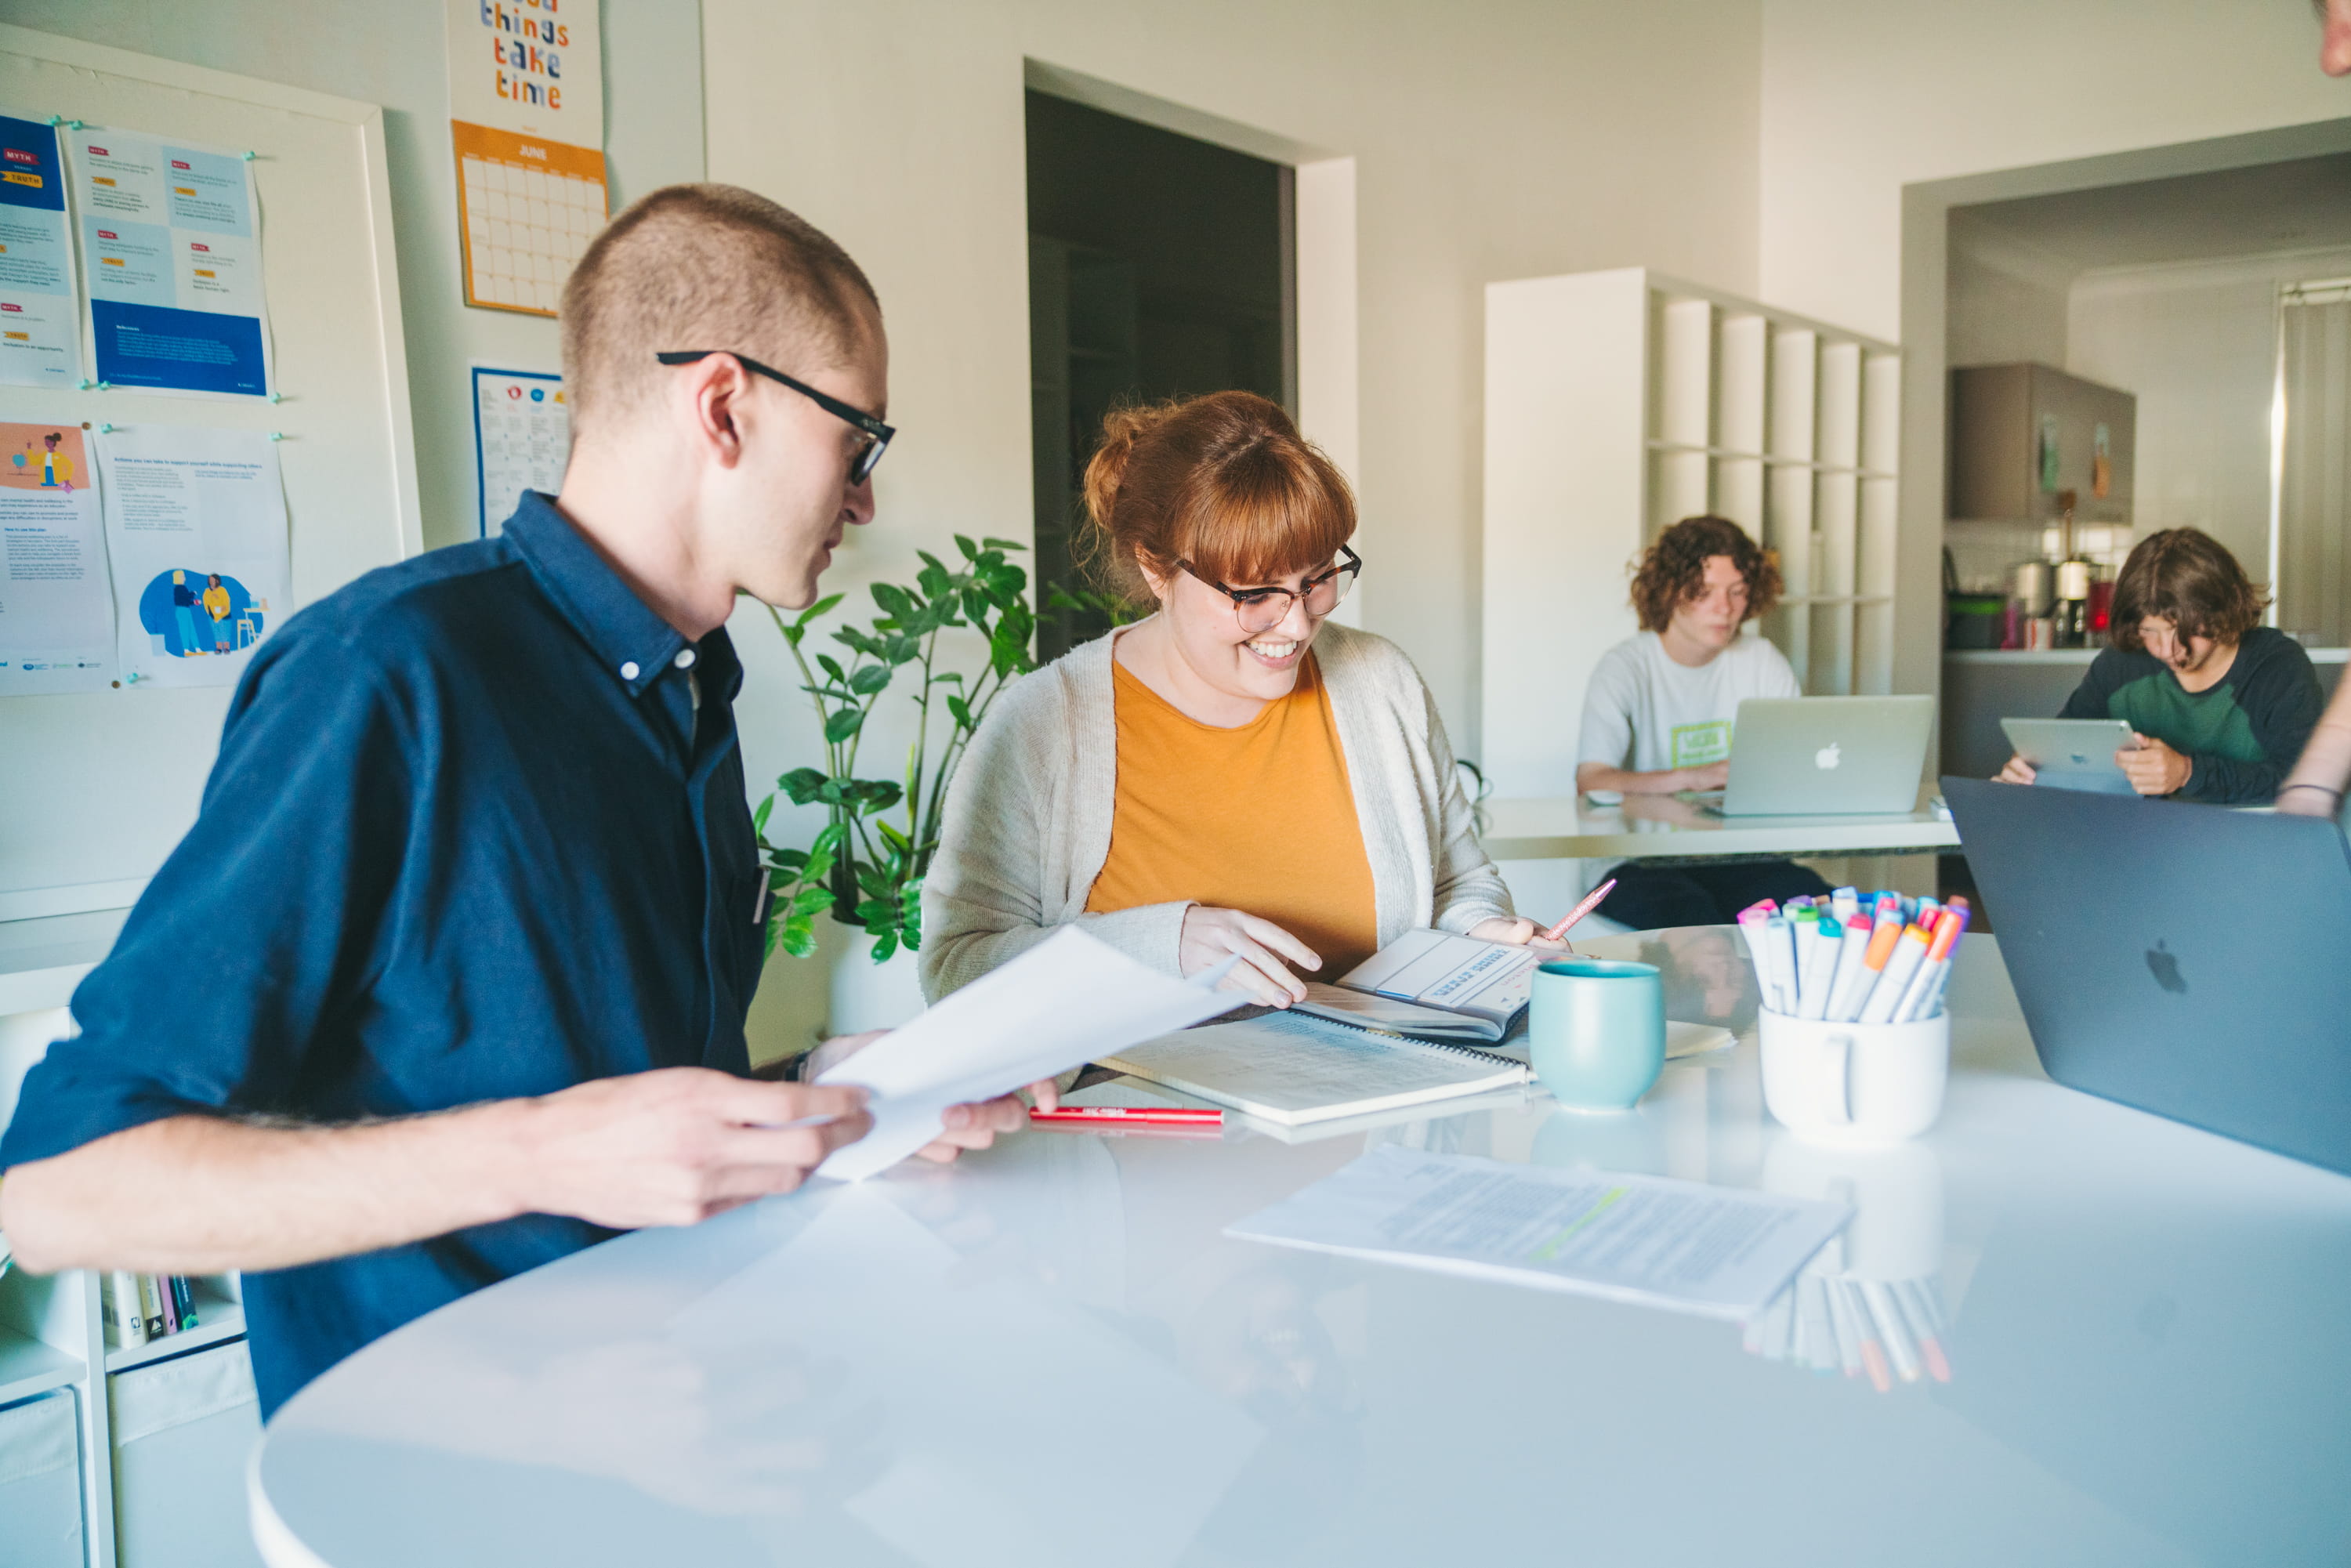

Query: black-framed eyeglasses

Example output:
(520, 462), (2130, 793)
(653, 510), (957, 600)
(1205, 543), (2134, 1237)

(655, 349), (895, 483)
(1178, 545), (1362, 633)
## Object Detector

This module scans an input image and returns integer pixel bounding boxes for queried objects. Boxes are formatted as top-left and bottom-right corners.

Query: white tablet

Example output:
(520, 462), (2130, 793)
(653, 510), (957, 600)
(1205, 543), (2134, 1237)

(2000, 717), (2139, 795)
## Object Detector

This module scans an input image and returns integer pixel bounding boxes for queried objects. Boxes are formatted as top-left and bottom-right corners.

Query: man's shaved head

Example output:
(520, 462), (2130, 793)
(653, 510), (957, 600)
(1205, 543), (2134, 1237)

(560, 183), (878, 440)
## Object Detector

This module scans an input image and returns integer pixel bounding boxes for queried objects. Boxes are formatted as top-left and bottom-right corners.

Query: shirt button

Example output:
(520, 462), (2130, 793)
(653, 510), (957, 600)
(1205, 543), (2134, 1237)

(673, 648), (697, 670)
(619, 661), (640, 681)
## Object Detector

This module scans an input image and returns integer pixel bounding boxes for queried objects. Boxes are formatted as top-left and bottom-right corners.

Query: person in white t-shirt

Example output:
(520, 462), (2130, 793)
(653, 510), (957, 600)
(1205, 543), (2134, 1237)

(1574, 513), (1830, 929)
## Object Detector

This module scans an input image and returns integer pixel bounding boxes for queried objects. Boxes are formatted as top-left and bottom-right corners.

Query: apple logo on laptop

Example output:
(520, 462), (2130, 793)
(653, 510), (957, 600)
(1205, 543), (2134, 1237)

(1814, 742), (1842, 771)
(2145, 939), (2187, 994)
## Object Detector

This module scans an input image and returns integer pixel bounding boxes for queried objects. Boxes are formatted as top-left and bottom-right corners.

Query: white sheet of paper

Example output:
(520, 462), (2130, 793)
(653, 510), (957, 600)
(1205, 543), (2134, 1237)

(1227, 1145), (1850, 1320)
(814, 926), (1239, 1182)
(95, 424), (289, 688)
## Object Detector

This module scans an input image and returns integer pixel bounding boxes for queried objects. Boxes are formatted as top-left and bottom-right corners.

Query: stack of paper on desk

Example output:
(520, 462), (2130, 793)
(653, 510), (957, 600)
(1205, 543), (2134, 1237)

(1227, 1146), (1851, 1320)
(1099, 1010), (1534, 1125)
(1099, 1010), (1736, 1128)
(813, 928), (1239, 1181)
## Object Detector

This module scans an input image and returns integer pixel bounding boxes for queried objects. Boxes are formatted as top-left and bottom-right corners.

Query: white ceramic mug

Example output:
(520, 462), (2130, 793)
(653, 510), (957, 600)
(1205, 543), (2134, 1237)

(1758, 1007), (1949, 1145)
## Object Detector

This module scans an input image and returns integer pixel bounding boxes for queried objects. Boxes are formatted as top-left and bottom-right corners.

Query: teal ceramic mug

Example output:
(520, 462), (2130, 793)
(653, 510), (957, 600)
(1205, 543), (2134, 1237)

(1529, 958), (1666, 1112)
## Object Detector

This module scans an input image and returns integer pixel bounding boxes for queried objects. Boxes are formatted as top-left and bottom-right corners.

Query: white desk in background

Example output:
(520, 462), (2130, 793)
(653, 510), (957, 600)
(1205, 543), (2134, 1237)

(250, 929), (2351, 1568)
(1480, 790), (1959, 865)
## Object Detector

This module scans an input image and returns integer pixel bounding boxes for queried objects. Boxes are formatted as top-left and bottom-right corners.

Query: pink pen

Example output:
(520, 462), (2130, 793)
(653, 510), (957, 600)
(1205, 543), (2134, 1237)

(1538, 878), (1617, 943)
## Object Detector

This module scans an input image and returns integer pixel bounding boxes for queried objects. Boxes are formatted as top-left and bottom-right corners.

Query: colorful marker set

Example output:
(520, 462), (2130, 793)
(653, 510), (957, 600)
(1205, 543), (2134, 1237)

(1734, 887), (1970, 1024)
(1743, 1268), (1954, 1392)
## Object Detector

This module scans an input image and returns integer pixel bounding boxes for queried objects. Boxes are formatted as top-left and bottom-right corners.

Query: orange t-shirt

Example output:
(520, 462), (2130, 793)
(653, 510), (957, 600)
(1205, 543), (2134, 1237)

(1086, 652), (1380, 980)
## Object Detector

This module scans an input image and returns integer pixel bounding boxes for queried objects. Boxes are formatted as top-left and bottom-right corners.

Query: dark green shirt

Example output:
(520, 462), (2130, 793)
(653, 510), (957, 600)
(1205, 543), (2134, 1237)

(2056, 626), (2324, 805)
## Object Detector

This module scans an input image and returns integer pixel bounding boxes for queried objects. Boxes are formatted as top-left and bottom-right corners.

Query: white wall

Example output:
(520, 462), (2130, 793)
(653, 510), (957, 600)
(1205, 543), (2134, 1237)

(1759, 0), (2350, 343)
(1759, 0), (2351, 701)
(10, 0), (706, 552)
(705, 0), (1766, 1045)
(1947, 232), (2070, 368)
(697, 0), (1762, 745)
(2068, 248), (2351, 585)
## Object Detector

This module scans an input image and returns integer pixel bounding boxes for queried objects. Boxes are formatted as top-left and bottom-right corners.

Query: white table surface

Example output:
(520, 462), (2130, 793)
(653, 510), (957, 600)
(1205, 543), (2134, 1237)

(252, 931), (2351, 1568)
(1480, 791), (1959, 862)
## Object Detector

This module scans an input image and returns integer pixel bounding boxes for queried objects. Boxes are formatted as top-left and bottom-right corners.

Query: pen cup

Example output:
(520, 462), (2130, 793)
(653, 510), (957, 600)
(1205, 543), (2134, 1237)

(1528, 958), (1665, 1112)
(1758, 1007), (1949, 1145)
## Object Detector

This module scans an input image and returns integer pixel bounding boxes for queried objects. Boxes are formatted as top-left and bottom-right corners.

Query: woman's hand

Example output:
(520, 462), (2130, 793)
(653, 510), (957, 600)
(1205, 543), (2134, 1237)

(2118, 733), (2192, 796)
(1467, 915), (1572, 953)
(1994, 754), (2037, 785)
(1179, 907), (1319, 1008)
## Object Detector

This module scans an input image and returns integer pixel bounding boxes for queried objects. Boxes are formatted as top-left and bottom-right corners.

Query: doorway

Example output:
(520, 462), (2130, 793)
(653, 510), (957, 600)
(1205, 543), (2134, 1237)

(1025, 89), (1295, 659)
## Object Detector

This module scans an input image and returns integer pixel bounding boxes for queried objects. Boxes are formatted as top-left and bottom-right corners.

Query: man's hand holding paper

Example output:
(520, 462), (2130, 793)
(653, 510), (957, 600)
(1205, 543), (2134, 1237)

(801, 1029), (1060, 1164)
(813, 927), (1241, 1182)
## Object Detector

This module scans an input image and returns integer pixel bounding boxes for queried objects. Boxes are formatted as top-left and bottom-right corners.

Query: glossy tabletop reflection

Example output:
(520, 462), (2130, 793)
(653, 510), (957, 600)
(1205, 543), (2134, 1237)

(1480, 791), (1958, 862)
(255, 931), (2351, 1568)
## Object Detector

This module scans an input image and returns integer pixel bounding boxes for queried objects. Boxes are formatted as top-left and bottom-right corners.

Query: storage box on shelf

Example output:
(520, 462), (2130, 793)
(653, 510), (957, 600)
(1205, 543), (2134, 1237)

(1481, 267), (1902, 798)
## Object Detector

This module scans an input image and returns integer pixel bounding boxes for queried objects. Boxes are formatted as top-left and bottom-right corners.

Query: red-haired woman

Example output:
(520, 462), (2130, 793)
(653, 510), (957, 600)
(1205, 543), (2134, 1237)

(923, 391), (1556, 1008)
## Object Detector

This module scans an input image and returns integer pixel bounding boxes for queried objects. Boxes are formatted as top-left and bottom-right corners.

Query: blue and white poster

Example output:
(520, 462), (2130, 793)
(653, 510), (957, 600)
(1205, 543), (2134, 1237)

(67, 127), (272, 399)
(471, 366), (568, 536)
(94, 424), (289, 689)
(0, 112), (82, 389)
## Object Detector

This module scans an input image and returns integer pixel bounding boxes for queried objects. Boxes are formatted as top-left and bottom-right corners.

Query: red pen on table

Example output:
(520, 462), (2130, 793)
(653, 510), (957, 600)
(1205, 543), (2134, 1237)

(1538, 878), (1617, 943)
(1030, 1106), (1224, 1127)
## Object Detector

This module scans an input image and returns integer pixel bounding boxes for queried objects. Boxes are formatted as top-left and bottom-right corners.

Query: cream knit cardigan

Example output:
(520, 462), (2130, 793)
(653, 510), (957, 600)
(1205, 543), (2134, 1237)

(920, 619), (1516, 1000)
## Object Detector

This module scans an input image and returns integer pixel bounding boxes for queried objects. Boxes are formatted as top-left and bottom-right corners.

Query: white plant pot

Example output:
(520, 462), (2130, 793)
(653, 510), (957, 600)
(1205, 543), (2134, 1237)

(826, 915), (926, 1036)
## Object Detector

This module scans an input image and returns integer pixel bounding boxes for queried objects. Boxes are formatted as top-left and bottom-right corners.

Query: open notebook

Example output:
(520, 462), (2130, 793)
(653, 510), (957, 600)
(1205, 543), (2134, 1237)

(1099, 1010), (1531, 1125)
(1292, 929), (1545, 1042)
(1099, 1012), (1734, 1126)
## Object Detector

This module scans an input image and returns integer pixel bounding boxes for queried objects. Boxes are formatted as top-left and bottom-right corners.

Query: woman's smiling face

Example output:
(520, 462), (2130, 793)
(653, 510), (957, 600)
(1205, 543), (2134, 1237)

(1142, 552), (1335, 707)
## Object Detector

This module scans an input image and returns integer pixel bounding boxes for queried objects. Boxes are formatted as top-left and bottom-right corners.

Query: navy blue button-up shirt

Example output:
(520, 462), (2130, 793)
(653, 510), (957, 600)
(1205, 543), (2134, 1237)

(0, 492), (769, 1414)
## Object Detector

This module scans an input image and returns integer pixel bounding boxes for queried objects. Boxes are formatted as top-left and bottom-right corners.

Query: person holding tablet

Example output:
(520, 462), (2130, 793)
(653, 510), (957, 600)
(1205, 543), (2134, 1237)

(1573, 513), (1830, 929)
(922, 390), (1558, 1011)
(1994, 527), (2321, 805)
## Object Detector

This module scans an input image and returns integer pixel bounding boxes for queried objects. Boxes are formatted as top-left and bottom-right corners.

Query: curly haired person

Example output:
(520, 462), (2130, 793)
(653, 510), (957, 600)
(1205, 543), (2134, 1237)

(1574, 514), (1831, 929)
(1998, 527), (2320, 805)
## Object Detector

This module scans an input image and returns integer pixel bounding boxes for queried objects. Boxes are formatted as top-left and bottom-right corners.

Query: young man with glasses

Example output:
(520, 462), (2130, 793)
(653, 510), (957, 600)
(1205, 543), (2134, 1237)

(921, 390), (1562, 1012)
(0, 184), (1039, 1416)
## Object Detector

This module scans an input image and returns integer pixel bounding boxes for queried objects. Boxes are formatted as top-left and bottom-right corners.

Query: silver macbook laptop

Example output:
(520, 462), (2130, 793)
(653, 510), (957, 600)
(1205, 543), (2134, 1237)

(1713, 695), (1935, 817)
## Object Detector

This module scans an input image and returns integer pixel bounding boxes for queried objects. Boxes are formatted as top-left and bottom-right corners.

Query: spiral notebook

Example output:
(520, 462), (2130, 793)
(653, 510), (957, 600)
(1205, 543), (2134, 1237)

(1097, 1009), (1533, 1125)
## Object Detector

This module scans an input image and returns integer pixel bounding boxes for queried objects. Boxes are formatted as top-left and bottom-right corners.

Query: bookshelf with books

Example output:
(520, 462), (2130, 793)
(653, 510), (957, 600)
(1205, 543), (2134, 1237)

(2, 1006), (260, 1568)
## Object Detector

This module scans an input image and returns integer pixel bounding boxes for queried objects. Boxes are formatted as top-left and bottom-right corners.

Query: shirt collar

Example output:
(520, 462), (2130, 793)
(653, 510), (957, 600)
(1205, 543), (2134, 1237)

(503, 491), (691, 699)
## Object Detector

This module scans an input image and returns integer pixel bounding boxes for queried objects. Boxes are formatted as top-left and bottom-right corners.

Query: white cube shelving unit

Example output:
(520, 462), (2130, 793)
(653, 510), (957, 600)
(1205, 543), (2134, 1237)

(1481, 268), (1902, 798)
(3, 986), (262, 1568)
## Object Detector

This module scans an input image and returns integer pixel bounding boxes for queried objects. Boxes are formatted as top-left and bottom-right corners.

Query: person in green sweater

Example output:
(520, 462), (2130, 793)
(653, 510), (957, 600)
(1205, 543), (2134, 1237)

(1995, 527), (2323, 805)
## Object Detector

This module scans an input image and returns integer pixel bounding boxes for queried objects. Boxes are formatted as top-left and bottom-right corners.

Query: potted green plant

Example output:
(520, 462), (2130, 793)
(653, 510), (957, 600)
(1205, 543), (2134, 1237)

(755, 535), (1037, 1001)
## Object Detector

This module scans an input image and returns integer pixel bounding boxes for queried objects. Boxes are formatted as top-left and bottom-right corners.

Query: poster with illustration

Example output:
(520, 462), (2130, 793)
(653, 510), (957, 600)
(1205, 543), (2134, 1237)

(0, 421), (114, 692)
(93, 423), (288, 688)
